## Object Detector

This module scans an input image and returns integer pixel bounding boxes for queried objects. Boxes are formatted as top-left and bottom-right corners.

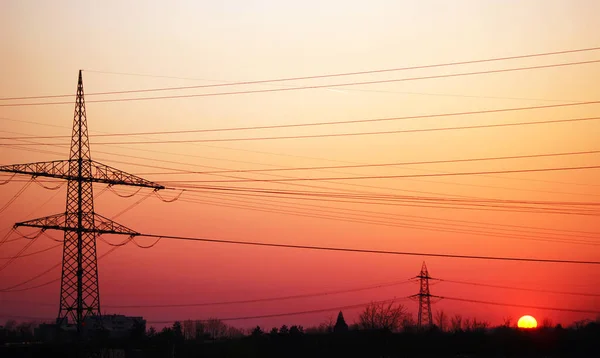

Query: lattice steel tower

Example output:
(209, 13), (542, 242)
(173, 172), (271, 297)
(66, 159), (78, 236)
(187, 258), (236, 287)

(415, 261), (433, 329)
(0, 71), (164, 334)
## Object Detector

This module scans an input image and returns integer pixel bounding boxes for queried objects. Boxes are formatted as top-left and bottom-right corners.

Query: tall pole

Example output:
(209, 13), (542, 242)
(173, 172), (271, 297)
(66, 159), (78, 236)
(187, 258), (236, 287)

(59, 69), (99, 334)
(417, 261), (433, 329)
(0, 70), (164, 341)
(76, 69), (84, 335)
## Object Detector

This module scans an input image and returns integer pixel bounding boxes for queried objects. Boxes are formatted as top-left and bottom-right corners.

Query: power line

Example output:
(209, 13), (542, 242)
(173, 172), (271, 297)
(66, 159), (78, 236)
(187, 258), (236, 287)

(11, 132), (597, 207)
(82, 46), (600, 87)
(130, 149), (600, 175)
(180, 188), (600, 237)
(0, 314), (53, 321)
(5, 127), (600, 195)
(4, 120), (600, 204)
(3, 45), (599, 101)
(97, 182), (600, 246)
(3, 104), (599, 195)
(0, 243), (62, 260)
(84, 71), (578, 103)
(6, 137), (596, 211)
(174, 190), (599, 245)
(5, 169), (596, 216)
(437, 278), (600, 297)
(102, 280), (413, 309)
(0, 236), (39, 273)
(5, 162), (600, 217)
(135, 233), (600, 265)
(0, 279), (411, 307)
(0, 229), (15, 249)
(0, 174), (15, 185)
(439, 295), (600, 314)
(173, 185), (600, 207)
(0, 190), (155, 294)
(2, 100), (600, 135)
(2, 60), (600, 107)
(146, 298), (410, 324)
(1, 111), (593, 143)
(8, 275), (599, 310)
(6, 116), (600, 142)
(10, 276), (598, 311)
(3, 136), (599, 199)
(0, 261), (62, 292)
(110, 190), (154, 219)
(0, 297), (408, 324)
(3, 112), (600, 192)
(170, 183), (600, 210)
(0, 179), (33, 215)
(0, 236), (132, 293)
(1, 293), (596, 324)
(169, 183), (600, 223)
(7, 116), (598, 144)
(167, 193), (599, 246)
(159, 165), (600, 184)
(184, 184), (600, 217)
(175, 187), (598, 217)
(139, 143), (600, 196)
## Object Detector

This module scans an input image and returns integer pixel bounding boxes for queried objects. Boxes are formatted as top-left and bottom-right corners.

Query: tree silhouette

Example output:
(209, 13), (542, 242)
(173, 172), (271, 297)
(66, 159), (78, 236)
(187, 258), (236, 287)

(171, 321), (184, 345)
(279, 325), (289, 335)
(541, 318), (554, 329)
(434, 310), (448, 332)
(451, 314), (463, 332)
(402, 313), (416, 332)
(147, 326), (156, 337)
(334, 311), (348, 333)
(2, 313), (600, 357)
(290, 325), (304, 336)
(318, 315), (335, 333)
(182, 320), (195, 340)
(172, 321), (183, 339)
(206, 318), (227, 340)
(358, 302), (407, 332)
(251, 326), (263, 337)
(229, 326), (244, 339)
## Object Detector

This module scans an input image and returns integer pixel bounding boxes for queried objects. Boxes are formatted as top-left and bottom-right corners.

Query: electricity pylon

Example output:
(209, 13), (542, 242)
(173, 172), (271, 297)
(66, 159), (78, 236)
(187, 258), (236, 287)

(410, 261), (433, 329)
(0, 70), (164, 335)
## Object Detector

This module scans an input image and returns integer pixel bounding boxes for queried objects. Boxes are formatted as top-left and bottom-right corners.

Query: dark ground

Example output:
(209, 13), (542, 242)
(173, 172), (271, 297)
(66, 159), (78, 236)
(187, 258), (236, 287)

(1, 322), (599, 358)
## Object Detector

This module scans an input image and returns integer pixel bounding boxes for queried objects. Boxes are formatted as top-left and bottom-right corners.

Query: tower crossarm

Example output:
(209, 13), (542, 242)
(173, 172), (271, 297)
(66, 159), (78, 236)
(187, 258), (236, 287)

(14, 212), (140, 236)
(0, 159), (164, 189)
(0, 160), (70, 179)
(91, 161), (164, 189)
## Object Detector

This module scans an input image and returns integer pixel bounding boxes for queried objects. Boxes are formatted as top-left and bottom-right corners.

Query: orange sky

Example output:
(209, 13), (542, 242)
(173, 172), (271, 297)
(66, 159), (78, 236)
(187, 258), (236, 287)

(0, 0), (599, 330)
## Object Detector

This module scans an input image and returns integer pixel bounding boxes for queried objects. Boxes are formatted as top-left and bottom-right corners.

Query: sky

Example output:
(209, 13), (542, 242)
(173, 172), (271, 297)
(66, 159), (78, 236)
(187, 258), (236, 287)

(0, 0), (599, 330)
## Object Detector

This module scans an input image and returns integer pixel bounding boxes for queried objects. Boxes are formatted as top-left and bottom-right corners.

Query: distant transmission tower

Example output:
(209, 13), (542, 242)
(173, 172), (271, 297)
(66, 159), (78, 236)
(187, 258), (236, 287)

(410, 261), (433, 329)
(0, 71), (164, 335)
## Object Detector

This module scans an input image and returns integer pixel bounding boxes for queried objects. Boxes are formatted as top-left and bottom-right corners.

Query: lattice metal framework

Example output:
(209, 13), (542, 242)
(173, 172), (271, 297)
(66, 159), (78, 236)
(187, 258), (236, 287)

(0, 70), (164, 334)
(0, 160), (162, 187)
(416, 261), (433, 329)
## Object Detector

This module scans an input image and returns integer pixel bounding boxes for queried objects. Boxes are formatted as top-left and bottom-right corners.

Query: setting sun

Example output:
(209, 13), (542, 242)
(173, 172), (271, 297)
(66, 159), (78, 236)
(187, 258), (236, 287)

(517, 315), (538, 329)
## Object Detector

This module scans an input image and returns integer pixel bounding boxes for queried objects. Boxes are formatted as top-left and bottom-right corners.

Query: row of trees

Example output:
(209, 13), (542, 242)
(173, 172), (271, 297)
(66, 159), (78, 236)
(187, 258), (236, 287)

(2, 302), (598, 343)
(144, 302), (598, 342)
